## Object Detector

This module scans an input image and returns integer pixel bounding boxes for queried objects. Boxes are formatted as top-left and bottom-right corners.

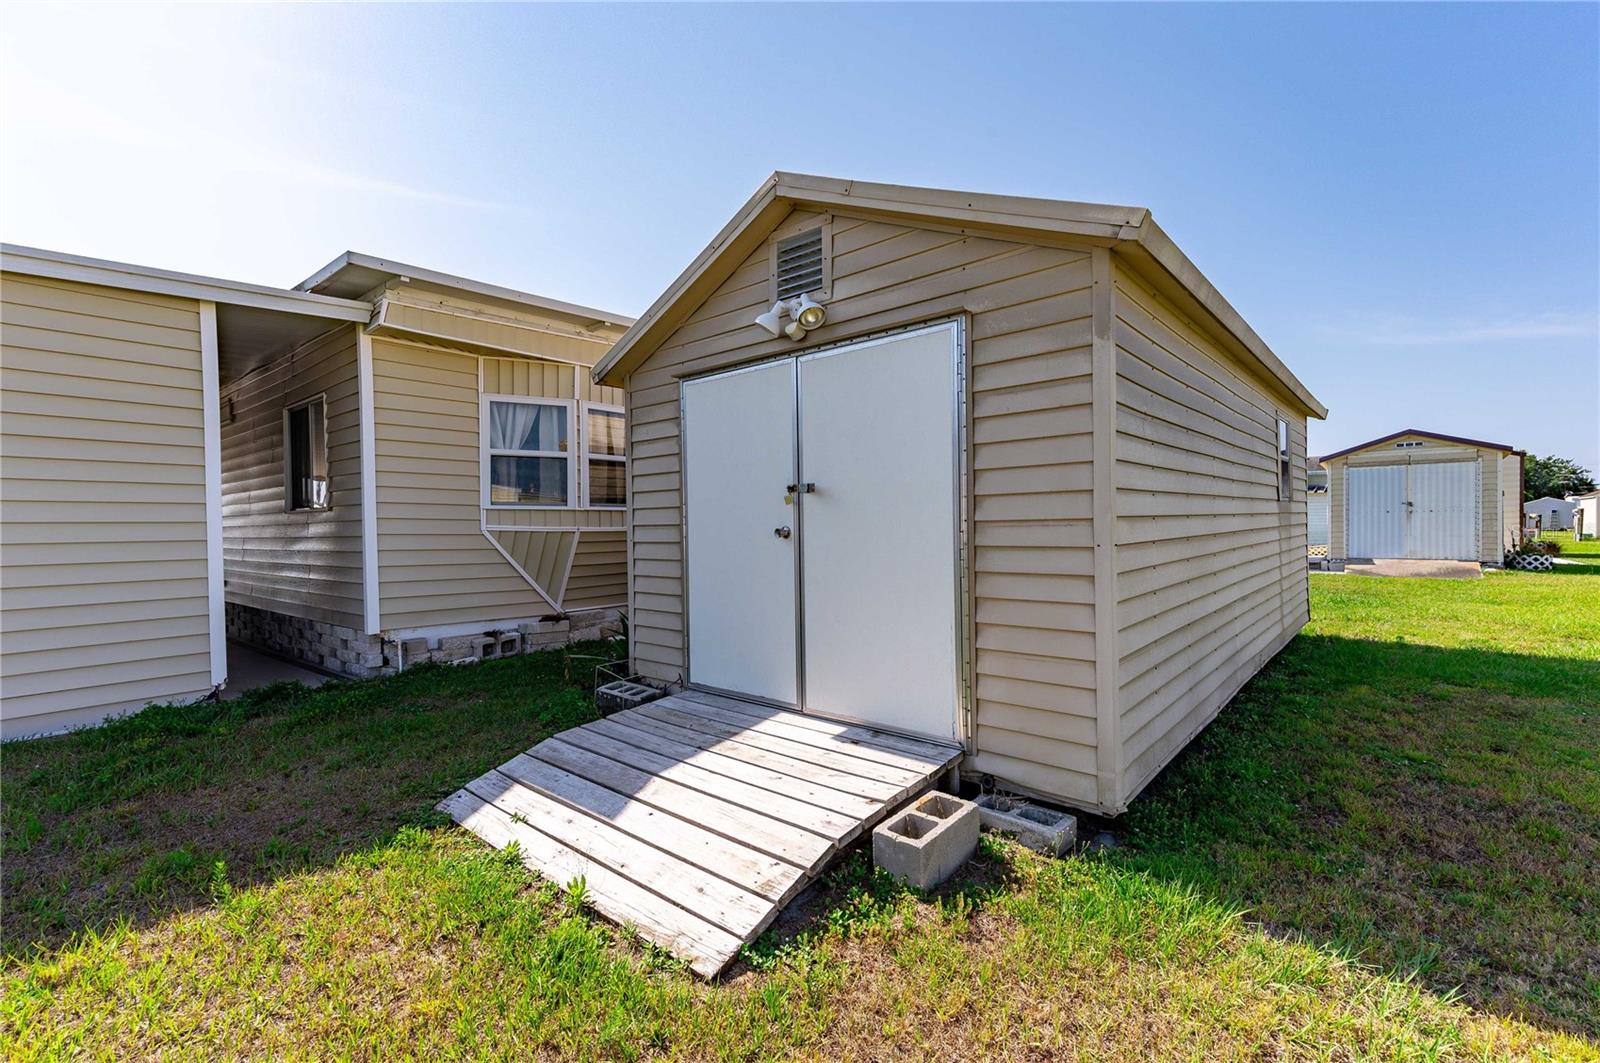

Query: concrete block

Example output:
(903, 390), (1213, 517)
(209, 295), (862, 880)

(872, 792), (979, 890)
(494, 632), (520, 658)
(520, 619), (571, 651)
(437, 634), (492, 662)
(401, 638), (429, 664)
(974, 794), (1077, 856)
(595, 679), (661, 714)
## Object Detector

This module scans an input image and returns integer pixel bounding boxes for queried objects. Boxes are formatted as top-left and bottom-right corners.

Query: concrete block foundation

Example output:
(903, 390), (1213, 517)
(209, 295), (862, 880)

(227, 603), (624, 677)
(872, 792), (979, 890)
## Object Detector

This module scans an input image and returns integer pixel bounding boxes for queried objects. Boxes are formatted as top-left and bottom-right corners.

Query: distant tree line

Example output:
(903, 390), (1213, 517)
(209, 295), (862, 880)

(1523, 454), (1595, 501)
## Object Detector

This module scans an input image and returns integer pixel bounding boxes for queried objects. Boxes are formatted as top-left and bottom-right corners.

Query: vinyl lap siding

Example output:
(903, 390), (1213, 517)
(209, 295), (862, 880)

(624, 212), (1100, 802)
(374, 340), (549, 629)
(1, 274), (213, 736)
(220, 325), (362, 626)
(1501, 453), (1521, 552)
(373, 343), (627, 629)
(1112, 264), (1308, 806)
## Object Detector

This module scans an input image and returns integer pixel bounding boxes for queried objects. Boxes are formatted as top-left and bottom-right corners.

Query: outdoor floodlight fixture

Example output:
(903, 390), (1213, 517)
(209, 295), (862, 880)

(753, 294), (829, 341)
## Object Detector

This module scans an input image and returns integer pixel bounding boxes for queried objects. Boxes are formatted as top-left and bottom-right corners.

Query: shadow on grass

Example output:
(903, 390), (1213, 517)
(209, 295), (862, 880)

(734, 833), (1023, 977)
(1111, 632), (1600, 1036)
(0, 641), (617, 957)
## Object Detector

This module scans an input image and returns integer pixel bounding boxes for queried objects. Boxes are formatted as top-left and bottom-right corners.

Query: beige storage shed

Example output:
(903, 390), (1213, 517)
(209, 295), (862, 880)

(594, 173), (1327, 816)
(1321, 429), (1522, 567)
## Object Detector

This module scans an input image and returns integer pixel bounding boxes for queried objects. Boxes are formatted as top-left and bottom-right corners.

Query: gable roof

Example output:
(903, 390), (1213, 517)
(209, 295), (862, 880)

(1319, 428), (1522, 463)
(591, 172), (1327, 418)
(296, 251), (634, 331)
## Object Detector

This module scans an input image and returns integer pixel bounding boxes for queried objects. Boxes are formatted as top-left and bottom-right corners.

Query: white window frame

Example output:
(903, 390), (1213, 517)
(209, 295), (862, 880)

(580, 400), (627, 510)
(1276, 417), (1291, 502)
(282, 393), (331, 512)
(480, 393), (576, 509)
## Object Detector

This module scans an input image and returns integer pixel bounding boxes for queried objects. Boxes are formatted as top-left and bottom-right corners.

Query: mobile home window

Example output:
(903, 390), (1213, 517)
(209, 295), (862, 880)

(583, 404), (626, 508)
(485, 397), (572, 506)
(284, 396), (329, 511)
(1276, 418), (1291, 501)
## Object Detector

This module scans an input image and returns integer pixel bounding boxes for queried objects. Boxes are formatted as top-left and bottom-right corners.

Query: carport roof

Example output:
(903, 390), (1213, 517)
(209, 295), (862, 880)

(590, 172), (1328, 419)
(1319, 428), (1523, 463)
(296, 251), (634, 331)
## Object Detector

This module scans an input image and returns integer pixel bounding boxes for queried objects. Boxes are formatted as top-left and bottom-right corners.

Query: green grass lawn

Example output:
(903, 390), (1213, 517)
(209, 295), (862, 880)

(3, 560), (1597, 1060)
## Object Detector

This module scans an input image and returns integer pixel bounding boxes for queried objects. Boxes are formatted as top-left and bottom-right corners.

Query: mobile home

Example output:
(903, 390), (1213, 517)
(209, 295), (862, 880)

(592, 173), (1328, 815)
(0, 246), (632, 738)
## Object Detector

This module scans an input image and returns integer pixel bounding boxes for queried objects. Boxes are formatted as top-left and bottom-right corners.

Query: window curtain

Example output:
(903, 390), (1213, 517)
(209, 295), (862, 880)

(491, 402), (562, 452)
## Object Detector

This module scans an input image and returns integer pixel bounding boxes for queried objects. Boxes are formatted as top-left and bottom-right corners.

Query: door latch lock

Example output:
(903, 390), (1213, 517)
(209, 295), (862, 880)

(785, 483), (816, 495)
(773, 526), (792, 539)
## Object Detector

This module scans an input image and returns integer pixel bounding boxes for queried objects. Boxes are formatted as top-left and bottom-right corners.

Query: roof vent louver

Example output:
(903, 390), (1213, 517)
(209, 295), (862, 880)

(774, 228), (825, 300)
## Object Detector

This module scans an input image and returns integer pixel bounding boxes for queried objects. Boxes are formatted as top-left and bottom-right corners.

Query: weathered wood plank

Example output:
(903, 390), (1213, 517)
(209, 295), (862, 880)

(527, 738), (835, 875)
(465, 771), (770, 936)
(438, 788), (740, 977)
(670, 691), (961, 767)
(500, 751), (807, 900)
(555, 724), (864, 839)
(600, 710), (905, 802)
(628, 701), (927, 787)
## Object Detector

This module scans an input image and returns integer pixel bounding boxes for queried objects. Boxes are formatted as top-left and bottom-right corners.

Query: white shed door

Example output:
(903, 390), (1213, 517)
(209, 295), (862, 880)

(797, 325), (959, 739)
(1347, 461), (1477, 560)
(1407, 461), (1477, 560)
(683, 361), (798, 706)
(1347, 465), (1406, 558)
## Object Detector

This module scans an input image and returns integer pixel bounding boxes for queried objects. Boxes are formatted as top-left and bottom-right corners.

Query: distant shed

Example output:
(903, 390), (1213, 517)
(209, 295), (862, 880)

(592, 173), (1327, 815)
(1523, 496), (1575, 532)
(1322, 429), (1522, 565)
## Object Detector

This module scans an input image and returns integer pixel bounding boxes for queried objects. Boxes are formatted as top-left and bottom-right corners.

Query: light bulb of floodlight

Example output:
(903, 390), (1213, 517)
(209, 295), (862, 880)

(784, 320), (808, 341)
(793, 293), (827, 330)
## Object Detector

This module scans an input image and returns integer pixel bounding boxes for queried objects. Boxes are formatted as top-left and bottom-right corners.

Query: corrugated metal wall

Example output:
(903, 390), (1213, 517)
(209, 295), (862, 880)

(1408, 461), (1477, 560)
(1347, 461), (1477, 560)
(1347, 465), (1406, 558)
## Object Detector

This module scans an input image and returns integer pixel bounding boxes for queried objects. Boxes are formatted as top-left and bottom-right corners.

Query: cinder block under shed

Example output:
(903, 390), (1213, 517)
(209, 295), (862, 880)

(974, 794), (1077, 856)
(872, 792), (979, 890)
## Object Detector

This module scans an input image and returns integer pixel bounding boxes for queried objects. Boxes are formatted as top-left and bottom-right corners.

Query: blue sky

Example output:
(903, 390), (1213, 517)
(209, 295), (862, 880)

(3, 3), (1596, 466)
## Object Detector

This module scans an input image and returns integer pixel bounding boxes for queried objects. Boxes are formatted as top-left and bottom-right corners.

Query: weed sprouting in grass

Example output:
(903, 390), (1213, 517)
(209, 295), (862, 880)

(563, 876), (589, 916)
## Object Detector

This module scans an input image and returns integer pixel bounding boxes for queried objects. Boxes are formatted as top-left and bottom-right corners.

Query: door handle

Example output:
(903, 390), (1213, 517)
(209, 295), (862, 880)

(773, 526), (792, 539)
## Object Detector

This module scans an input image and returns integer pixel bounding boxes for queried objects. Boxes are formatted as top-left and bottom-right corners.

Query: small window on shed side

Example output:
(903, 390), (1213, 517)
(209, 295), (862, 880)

(1276, 418), (1291, 501)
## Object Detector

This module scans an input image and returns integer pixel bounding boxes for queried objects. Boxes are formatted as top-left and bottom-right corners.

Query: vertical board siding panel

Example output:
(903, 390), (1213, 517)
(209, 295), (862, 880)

(623, 214), (1100, 801)
(1111, 261), (1307, 809)
(1, 274), (214, 736)
(220, 324), (364, 627)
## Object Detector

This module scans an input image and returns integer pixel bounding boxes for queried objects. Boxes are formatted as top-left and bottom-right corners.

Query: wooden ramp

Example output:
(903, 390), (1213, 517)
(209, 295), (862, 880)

(439, 690), (961, 976)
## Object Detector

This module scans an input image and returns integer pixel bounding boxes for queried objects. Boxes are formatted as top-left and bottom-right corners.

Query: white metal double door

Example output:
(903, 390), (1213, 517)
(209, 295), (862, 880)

(682, 322), (961, 740)
(1346, 461), (1477, 560)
